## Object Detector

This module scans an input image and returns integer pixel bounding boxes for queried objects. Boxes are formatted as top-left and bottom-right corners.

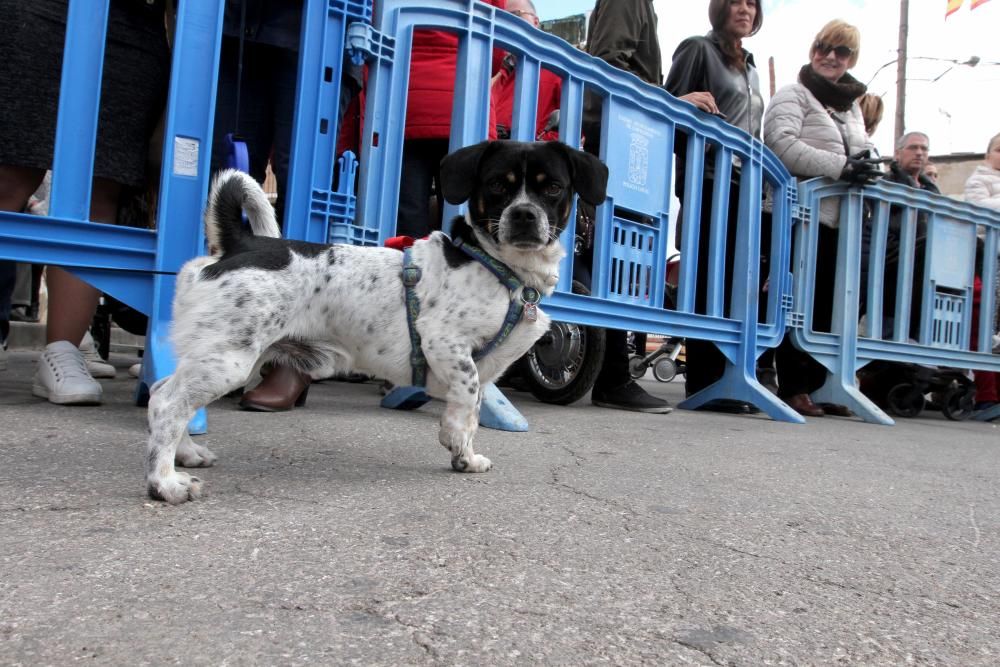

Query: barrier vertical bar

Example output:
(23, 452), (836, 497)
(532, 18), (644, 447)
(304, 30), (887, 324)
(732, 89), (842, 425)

(357, 11), (411, 242)
(893, 207), (917, 342)
(48, 0), (110, 222)
(139, 0), (227, 434)
(285, 0), (351, 243)
(509, 56), (540, 142)
(442, 0), (495, 229)
(676, 134), (705, 314)
(556, 75), (584, 294)
(811, 188), (892, 424)
(705, 150), (733, 317)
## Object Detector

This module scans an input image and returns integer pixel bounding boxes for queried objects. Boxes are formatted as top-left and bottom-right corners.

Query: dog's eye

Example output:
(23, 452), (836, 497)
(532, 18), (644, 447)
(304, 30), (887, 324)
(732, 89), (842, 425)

(488, 180), (507, 195)
(544, 182), (564, 197)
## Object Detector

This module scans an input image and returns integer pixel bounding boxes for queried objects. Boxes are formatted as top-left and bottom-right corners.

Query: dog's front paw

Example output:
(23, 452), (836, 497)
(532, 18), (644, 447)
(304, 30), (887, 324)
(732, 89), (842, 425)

(147, 471), (204, 504)
(175, 436), (217, 468)
(451, 453), (492, 473)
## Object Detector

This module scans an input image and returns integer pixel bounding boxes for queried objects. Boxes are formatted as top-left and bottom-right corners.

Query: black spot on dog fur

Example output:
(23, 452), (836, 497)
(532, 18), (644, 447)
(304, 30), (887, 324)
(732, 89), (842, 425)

(201, 236), (332, 279)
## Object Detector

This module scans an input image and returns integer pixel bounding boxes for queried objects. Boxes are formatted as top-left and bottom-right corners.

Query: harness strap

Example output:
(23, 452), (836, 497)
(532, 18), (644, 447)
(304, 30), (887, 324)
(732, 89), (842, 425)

(401, 238), (541, 387)
(402, 247), (428, 387)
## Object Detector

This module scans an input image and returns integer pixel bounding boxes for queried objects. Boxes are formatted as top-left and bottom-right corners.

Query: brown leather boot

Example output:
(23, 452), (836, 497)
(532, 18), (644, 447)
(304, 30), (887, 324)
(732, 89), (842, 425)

(239, 363), (310, 412)
(785, 393), (825, 417)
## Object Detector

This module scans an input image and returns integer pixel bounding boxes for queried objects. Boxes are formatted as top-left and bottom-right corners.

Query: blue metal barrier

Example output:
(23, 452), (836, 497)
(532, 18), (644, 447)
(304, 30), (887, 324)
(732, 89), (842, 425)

(0, 0), (228, 432)
(0, 0), (821, 428)
(790, 178), (1000, 424)
(353, 0), (801, 421)
(0, 0), (369, 433)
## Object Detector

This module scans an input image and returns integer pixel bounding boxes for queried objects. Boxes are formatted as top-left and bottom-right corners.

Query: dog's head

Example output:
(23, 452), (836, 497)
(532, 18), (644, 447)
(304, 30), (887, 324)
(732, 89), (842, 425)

(439, 140), (608, 251)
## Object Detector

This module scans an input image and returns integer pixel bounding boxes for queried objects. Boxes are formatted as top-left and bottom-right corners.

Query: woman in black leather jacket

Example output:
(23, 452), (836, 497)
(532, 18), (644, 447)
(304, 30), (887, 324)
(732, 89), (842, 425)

(665, 0), (765, 414)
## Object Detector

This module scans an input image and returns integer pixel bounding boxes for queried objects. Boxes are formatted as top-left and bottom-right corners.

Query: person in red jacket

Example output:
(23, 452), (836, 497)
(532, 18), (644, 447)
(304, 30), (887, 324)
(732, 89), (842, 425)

(396, 0), (507, 238)
(490, 0), (561, 142)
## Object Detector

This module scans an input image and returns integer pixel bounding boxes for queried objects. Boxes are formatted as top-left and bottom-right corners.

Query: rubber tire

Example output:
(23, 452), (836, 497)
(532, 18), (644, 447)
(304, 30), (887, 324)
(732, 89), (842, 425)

(628, 354), (648, 380)
(942, 385), (975, 421)
(652, 357), (678, 383)
(886, 383), (925, 418)
(515, 281), (607, 406)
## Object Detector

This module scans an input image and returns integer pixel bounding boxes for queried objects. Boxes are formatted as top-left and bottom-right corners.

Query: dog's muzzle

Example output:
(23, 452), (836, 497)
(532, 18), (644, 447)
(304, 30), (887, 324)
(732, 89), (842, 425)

(503, 204), (549, 247)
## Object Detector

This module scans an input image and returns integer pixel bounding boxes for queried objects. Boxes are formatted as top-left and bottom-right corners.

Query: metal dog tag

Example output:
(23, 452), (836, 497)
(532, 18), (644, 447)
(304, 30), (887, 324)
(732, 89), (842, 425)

(521, 287), (540, 323)
(523, 302), (538, 322)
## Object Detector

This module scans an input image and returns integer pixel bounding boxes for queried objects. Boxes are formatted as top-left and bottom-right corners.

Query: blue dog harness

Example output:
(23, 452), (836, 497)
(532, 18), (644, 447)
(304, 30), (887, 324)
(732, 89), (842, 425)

(402, 237), (541, 388)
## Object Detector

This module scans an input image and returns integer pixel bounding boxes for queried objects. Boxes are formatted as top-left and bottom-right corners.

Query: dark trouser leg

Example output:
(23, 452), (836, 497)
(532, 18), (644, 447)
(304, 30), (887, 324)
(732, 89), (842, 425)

(776, 224), (837, 398)
(684, 177), (738, 396)
(397, 139), (448, 238)
(594, 328), (630, 390)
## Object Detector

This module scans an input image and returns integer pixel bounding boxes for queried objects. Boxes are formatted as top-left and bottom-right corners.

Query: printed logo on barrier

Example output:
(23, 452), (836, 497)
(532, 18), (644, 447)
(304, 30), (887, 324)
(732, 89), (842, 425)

(628, 133), (649, 190)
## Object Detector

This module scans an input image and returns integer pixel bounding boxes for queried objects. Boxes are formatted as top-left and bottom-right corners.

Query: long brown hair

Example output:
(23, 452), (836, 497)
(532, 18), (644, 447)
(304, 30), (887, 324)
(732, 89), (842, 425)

(708, 0), (763, 71)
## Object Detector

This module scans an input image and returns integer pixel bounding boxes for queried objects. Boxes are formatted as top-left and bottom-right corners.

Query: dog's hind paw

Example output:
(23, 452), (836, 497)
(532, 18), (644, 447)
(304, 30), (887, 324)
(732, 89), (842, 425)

(147, 471), (204, 504)
(451, 453), (492, 473)
(176, 436), (217, 468)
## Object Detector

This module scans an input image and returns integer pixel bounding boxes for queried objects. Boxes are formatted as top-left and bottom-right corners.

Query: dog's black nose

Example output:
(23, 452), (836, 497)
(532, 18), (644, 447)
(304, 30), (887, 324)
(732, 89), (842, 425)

(509, 206), (538, 228)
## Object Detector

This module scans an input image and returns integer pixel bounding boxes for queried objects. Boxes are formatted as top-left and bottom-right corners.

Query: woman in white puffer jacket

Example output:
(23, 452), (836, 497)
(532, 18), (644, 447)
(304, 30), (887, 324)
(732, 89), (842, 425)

(761, 19), (879, 418)
(964, 132), (1000, 210)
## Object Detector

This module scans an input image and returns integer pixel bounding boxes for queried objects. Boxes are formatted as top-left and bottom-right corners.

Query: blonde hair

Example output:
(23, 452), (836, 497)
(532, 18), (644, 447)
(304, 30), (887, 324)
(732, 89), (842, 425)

(811, 19), (861, 69)
(858, 94), (884, 136)
(987, 132), (1000, 154)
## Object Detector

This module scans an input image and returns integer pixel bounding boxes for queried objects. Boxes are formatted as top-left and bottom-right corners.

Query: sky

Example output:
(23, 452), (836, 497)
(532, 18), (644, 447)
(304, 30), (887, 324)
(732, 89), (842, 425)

(536, 0), (1000, 157)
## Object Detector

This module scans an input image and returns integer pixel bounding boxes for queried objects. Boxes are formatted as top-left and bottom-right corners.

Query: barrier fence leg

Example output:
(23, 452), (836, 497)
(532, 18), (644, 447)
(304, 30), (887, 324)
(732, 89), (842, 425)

(807, 189), (893, 426)
(679, 342), (805, 424)
(974, 403), (1000, 422)
(381, 383), (529, 432)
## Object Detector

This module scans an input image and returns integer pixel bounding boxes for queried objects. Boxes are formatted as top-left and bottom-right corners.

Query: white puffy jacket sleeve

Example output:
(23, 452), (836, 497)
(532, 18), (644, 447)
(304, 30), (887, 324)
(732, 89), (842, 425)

(963, 166), (1000, 211)
(764, 84), (869, 180)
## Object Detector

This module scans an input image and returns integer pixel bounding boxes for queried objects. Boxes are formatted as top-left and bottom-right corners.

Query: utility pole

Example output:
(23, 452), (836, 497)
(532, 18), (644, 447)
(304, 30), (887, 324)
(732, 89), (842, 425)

(894, 0), (909, 143)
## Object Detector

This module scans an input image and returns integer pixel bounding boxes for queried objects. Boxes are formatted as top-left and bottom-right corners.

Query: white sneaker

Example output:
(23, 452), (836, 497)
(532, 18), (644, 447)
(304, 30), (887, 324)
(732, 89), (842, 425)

(33, 340), (103, 405)
(128, 362), (141, 378)
(79, 330), (116, 378)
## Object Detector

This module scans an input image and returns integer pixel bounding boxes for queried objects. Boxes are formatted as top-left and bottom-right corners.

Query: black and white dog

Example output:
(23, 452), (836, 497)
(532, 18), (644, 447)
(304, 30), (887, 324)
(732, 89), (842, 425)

(146, 140), (608, 503)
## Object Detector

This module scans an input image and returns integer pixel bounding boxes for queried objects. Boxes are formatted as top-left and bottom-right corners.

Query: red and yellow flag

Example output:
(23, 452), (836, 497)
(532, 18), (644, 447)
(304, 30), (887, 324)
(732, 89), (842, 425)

(949, 0), (992, 16)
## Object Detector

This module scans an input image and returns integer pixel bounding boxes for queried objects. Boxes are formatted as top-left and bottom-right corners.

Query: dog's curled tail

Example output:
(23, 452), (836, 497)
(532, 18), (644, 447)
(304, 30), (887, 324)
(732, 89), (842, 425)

(204, 169), (281, 256)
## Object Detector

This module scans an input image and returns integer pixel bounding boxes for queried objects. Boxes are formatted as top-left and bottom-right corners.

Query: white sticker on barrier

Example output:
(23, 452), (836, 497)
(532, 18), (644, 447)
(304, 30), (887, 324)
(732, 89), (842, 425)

(929, 216), (976, 290)
(173, 136), (200, 177)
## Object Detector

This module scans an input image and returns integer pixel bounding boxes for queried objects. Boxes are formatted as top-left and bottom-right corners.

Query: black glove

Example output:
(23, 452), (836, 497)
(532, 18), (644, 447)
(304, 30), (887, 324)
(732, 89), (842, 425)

(839, 150), (884, 185)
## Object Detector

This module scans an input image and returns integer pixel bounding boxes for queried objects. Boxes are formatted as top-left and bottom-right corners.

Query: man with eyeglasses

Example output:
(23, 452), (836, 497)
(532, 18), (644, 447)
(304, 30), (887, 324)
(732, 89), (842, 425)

(887, 132), (938, 193)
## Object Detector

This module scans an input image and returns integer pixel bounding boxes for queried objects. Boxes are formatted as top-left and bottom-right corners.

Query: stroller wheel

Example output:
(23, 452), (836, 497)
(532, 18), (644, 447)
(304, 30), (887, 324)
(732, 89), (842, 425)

(628, 354), (649, 380)
(942, 385), (976, 421)
(886, 383), (925, 418)
(652, 357), (678, 383)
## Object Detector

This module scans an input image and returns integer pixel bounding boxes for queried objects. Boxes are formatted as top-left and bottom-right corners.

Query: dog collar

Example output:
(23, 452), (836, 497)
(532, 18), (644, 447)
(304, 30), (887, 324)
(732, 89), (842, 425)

(401, 241), (541, 389)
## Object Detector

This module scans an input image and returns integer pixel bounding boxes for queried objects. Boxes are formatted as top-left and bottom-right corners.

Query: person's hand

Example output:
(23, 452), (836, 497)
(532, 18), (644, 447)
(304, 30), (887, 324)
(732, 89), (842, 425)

(839, 150), (884, 185)
(679, 91), (719, 115)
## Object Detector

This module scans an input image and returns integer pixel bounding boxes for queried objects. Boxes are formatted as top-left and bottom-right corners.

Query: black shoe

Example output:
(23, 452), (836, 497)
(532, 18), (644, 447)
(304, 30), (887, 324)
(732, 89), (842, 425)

(9, 304), (38, 323)
(696, 398), (753, 414)
(592, 381), (672, 414)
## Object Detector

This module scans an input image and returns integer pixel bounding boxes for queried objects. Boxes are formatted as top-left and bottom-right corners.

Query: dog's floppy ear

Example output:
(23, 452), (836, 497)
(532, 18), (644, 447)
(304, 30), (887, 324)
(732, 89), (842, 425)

(549, 142), (609, 206)
(439, 140), (495, 205)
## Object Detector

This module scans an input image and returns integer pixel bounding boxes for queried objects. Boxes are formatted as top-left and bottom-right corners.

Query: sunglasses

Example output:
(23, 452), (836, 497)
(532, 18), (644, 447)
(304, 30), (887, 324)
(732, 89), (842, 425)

(813, 42), (854, 59)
